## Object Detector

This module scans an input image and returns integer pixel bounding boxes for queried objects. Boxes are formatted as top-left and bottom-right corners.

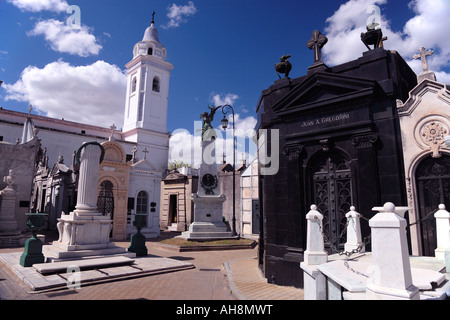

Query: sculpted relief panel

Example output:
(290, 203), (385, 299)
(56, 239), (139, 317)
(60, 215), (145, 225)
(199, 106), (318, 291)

(415, 116), (450, 158)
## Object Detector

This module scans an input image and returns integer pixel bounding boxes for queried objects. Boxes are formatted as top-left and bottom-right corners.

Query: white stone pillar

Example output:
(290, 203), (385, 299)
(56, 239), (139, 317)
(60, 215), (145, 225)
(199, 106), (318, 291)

(434, 204), (450, 261)
(0, 185), (19, 235)
(344, 206), (364, 253)
(304, 205), (328, 265)
(366, 202), (420, 300)
(300, 205), (327, 300)
(75, 143), (102, 216)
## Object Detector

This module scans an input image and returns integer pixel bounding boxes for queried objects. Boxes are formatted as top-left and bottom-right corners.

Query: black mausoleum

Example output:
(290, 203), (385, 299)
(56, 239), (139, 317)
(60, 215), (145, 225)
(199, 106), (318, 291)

(256, 48), (417, 288)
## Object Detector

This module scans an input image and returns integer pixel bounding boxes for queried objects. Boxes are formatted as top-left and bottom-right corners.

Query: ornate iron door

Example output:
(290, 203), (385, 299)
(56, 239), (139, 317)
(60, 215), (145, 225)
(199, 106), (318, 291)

(97, 180), (114, 219)
(313, 154), (353, 252)
(416, 155), (450, 256)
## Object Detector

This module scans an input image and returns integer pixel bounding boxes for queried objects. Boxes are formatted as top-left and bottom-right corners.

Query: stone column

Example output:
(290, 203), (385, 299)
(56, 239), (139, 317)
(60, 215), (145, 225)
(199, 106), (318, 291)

(366, 202), (420, 300)
(434, 204), (450, 261)
(74, 143), (102, 216)
(344, 206), (364, 253)
(300, 205), (328, 300)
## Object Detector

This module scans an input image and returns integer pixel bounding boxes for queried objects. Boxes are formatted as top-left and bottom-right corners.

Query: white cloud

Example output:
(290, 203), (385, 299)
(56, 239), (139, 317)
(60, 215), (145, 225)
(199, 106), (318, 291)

(7, 0), (68, 12)
(28, 19), (102, 57)
(209, 92), (239, 106)
(3, 60), (127, 127)
(163, 1), (197, 29)
(323, 0), (450, 82)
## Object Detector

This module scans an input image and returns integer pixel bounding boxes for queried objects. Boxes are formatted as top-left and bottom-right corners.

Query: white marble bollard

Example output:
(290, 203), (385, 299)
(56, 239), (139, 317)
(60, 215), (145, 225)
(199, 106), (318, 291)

(344, 206), (364, 254)
(366, 202), (420, 300)
(434, 204), (450, 261)
(300, 205), (327, 300)
(304, 205), (328, 265)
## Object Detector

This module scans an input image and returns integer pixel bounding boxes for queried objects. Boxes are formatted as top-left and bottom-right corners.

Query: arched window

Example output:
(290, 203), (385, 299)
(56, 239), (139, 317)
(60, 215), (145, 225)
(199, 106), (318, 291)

(131, 77), (137, 93)
(136, 191), (148, 227)
(148, 47), (153, 55)
(152, 77), (160, 92)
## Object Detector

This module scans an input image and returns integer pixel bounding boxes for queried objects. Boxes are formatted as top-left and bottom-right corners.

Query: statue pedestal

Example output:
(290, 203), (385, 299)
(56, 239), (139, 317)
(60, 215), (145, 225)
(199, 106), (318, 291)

(43, 211), (132, 261)
(179, 194), (236, 241)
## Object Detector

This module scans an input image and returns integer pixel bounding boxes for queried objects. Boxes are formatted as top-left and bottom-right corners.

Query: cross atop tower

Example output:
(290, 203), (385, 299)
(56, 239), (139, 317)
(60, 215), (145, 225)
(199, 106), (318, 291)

(413, 46), (434, 73)
(151, 11), (156, 24)
(306, 30), (328, 65)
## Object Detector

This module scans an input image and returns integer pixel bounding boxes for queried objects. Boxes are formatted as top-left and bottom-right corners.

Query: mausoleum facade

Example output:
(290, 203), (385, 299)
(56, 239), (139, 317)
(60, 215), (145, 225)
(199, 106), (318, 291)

(256, 31), (417, 287)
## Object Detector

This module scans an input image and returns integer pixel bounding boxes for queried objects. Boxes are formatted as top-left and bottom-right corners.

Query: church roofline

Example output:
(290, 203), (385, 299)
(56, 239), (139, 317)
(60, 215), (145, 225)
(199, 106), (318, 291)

(0, 108), (112, 132)
(0, 107), (134, 144)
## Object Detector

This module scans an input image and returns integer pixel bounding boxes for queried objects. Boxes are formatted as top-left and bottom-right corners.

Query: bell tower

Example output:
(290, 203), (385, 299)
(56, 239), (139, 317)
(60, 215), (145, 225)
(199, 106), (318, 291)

(122, 12), (173, 171)
(123, 12), (173, 135)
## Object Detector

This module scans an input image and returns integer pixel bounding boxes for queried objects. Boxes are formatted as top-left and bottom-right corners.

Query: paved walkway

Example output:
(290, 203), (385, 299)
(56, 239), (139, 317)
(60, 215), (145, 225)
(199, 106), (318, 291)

(0, 232), (304, 300)
(225, 258), (304, 300)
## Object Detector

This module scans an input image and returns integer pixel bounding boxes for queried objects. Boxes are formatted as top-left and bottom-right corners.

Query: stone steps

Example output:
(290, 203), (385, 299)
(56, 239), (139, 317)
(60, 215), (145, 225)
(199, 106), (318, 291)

(33, 256), (136, 275)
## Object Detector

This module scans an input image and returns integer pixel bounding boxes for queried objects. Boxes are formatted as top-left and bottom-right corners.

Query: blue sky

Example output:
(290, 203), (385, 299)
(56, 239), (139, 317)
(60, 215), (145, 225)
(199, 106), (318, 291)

(1, 0), (450, 164)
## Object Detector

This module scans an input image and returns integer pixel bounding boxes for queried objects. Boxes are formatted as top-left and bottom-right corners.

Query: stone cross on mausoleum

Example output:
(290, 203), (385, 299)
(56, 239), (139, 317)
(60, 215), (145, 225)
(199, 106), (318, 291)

(109, 124), (116, 141)
(413, 46), (436, 82)
(413, 46), (434, 73)
(142, 147), (149, 160)
(306, 30), (328, 65)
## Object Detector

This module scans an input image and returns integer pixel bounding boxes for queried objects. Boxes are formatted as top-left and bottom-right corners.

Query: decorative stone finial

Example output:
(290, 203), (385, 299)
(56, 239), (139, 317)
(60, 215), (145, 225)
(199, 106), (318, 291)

(275, 55), (292, 79)
(361, 25), (387, 50)
(383, 202), (396, 212)
(3, 169), (15, 187)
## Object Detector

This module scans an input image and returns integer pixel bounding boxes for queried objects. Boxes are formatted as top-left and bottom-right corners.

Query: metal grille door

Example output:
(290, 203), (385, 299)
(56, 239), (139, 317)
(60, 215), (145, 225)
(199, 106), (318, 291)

(416, 155), (450, 256)
(313, 154), (353, 252)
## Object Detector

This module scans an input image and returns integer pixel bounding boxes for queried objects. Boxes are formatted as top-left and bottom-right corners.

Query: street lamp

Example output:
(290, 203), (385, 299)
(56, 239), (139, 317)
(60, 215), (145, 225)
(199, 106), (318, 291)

(220, 105), (237, 237)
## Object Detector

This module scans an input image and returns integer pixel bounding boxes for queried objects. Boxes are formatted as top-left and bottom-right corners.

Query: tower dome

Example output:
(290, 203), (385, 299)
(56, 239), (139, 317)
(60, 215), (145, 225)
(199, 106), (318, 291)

(133, 11), (166, 60)
(142, 21), (159, 43)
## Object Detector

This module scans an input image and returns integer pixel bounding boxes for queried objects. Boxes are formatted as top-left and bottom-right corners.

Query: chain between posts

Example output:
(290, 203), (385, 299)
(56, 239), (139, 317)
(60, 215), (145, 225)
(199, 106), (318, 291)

(312, 215), (369, 258)
(312, 206), (439, 258)
(311, 206), (441, 279)
(406, 208), (438, 228)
